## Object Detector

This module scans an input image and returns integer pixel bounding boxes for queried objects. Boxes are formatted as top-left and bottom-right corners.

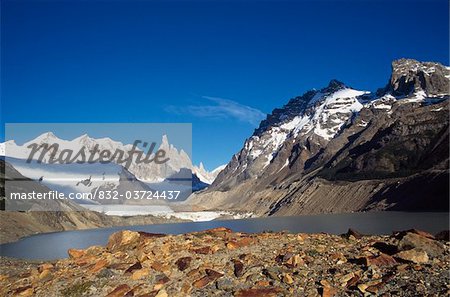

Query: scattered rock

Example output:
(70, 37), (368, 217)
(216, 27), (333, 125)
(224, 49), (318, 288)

(358, 280), (382, 293)
(435, 230), (449, 241)
(137, 231), (166, 239)
(226, 241), (239, 250)
(234, 288), (282, 297)
(284, 254), (305, 267)
(232, 259), (244, 277)
(255, 280), (271, 287)
(205, 268), (224, 279)
(194, 227), (232, 238)
(85, 245), (105, 256)
(345, 275), (360, 288)
(38, 263), (54, 272)
(68, 248), (86, 259)
(263, 267), (280, 281)
(18, 287), (34, 297)
(39, 269), (52, 282)
(192, 246), (212, 254)
(338, 272), (354, 285)
(364, 253), (397, 267)
(175, 257), (192, 271)
(396, 263), (409, 272)
(206, 227), (233, 234)
(227, 237), (255, 250)
(321, 283), (337, 297)
(343, 228), (364, 239)
(13, 285), (34, 297)
(372, 242), (398, 255)
(2, 228), (449, 297)
(395, 229), (435, 239)
(98, 268), (115, 278)
(193, 269), (224, 288)
(192, 276), (214, 289)
(107, 230), (141, 252)
(89, 259), (109, 274)
(366, 282), (384, 294)
(105, 284), (131, 297)
(395, 249), (429, 264)
(236, 237), (255, 247)
(125, 262), (143, 274)
(154, 273), (170, 284)
(216, 277), (234, 291)
(282, 273), (294, 285)
(150, 261), (164, 272)
(155, 289), (168, 297)
(398, 233), (444, 257)
(131, 268), (150, 280)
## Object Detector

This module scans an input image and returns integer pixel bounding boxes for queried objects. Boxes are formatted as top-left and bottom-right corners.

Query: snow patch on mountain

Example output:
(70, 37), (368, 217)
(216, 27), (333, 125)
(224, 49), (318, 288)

(243, 86), (370, 168)
(304, 88), (369, 140)
(83, 204), (253, 221)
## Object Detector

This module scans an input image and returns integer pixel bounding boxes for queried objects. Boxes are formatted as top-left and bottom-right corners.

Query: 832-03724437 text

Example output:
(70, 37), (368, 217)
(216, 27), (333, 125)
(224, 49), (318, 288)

(93, 189), (181, 200)
(8, 190), (181, 200)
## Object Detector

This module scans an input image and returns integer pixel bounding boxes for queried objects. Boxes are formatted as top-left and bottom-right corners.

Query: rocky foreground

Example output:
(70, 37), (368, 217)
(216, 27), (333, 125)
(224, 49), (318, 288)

(1, 228), (449, 297)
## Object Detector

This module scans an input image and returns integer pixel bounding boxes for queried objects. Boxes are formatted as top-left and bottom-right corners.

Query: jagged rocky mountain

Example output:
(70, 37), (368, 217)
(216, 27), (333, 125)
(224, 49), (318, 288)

(1, 134), (224, 203)
(188, 59), (450, 215)
(1, 134), (221, 184)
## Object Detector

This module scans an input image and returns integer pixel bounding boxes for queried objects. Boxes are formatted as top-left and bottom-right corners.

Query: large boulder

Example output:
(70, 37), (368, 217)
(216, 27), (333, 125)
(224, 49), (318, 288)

(395, 249), (429, 264)
(398, 232), (445, 257)
(106, 230), (141, 252)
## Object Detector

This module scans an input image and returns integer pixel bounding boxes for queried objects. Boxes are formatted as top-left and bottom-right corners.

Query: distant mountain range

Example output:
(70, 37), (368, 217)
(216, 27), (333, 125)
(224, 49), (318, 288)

(0, 134), (225, 204)
(188, 59), (449, 215)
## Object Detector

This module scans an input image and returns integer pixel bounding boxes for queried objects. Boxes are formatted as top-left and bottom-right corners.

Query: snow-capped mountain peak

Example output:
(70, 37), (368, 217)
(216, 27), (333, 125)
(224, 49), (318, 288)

(73, 133), (89, 140)
(240, 82), (370, 171)
(193, 163), (226, 184)
(304, 87), (370, 140)
(1, 133), (220, 184)
(24, 131), (58, 146)
(220, 60), (448, 185)
(212, 59), (450, 188)
(160, 134), (171, 149)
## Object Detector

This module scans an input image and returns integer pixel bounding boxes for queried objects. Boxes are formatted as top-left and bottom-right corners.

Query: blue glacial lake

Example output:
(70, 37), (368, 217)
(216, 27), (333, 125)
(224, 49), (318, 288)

(1, 211), (448, 260)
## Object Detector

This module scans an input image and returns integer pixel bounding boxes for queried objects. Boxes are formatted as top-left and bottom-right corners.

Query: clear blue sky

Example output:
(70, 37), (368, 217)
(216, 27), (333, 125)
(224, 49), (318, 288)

(1, 0), (449, 170)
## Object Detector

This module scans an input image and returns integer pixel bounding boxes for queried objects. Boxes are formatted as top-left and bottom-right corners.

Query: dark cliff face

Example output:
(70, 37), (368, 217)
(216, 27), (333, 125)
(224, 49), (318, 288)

(319, 101), (449, 180)
(193, 59), (450, 214)
(381, 59), (449, 97)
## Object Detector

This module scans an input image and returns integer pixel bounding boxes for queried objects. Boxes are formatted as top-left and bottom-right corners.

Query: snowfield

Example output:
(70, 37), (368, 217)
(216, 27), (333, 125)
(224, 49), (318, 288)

(82, 204), (253, 222)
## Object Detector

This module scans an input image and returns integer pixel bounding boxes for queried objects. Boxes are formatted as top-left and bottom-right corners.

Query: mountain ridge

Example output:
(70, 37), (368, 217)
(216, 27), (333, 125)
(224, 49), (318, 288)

(187, 58), (450, 215)
(0, 133), (224, 185)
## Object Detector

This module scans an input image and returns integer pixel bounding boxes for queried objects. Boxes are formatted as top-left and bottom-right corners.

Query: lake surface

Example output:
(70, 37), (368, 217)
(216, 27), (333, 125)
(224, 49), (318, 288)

(1, 212), (448, 260)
